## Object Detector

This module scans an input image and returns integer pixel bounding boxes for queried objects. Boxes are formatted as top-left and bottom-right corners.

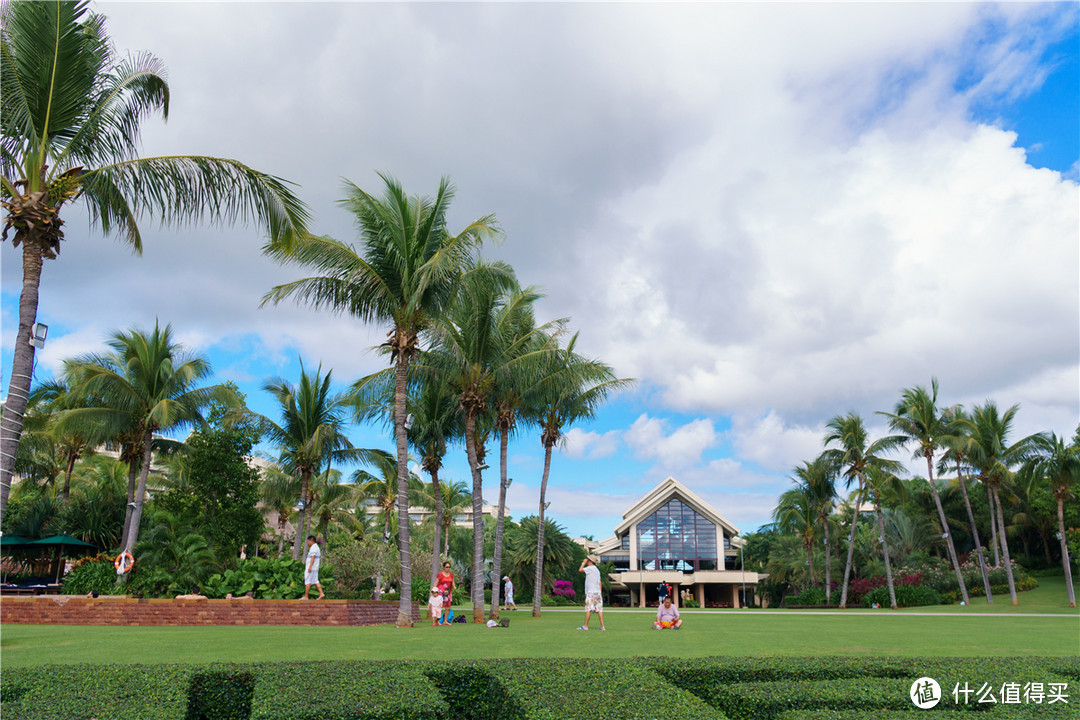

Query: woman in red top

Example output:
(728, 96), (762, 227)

(436, 561), (455, 611)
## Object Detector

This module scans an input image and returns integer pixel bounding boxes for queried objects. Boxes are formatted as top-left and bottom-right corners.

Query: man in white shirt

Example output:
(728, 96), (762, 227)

(576, 555), (606, 631)
(303, 535), (324, 600)
(503, 575), (518, 610)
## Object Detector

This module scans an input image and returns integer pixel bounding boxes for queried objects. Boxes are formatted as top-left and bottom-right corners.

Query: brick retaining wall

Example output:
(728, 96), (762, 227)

(0, 596), (421, 626)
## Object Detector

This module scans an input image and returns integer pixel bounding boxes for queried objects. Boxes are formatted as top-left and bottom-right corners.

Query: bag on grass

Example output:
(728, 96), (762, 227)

(453, 614), (466, 623)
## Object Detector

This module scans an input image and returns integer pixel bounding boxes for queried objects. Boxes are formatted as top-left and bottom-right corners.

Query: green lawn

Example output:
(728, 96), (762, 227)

(4, 577), (1076, 667)
(3, 607), (1076, 667)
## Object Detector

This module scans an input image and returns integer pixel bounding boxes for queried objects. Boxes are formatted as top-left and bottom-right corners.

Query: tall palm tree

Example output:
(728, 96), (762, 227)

(939, 406), (994, 604)
(422, 265), (544, 622)
(251, 365), (370, 560)
(863, 466), (906, 609)
(1023, 432), (1078, 607)
(264, 174), (500, 627)
(521, 334), (630, 616)
(961, 403), (1038, 605)
(407, 379), (462, 586)
(65, 322), (233, 560)
(822, 412), (904, 609)
(309, 468), (362, 542)
(880, 380), (970, 605)
(0, 0), (310, 524)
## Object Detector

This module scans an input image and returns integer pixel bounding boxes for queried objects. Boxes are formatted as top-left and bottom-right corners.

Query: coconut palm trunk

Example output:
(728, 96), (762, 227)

(464, 413), (486, 623)
(823, 519), (832, 604)
(392, 353), (415, 627)
(925, 455), (969, 604)
(277, 513), (287, 558)
(532, 440), (554, 616)
(292, 470), (310, 561)
(122, 424), (156, 561)
(489, 425), (511, 620)
(0, 237), (46, 526)
(1056, 495), (1076, 608)
(956, 462), (993, 603)
(838, 481), (863, 609)
(429, 469), (443, 587)
(987, 484), (1000, 566)
(874, 502), (897, 609)
(991, 483), (1019, 605)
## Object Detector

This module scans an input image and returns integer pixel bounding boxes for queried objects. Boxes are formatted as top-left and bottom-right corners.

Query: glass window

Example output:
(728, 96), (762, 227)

(636, 498), (717, 571)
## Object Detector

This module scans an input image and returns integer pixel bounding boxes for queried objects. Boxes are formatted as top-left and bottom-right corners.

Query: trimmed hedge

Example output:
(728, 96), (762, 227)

(860, 583), (941, 608)
(490, 658), (727, 719)
(248, 661), (448, 719)
(1, 657), (1074, 719)
(0, 664), (194, 720)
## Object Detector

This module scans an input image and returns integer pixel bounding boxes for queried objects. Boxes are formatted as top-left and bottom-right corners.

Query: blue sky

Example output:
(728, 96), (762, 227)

(3, 2), (1077, 541)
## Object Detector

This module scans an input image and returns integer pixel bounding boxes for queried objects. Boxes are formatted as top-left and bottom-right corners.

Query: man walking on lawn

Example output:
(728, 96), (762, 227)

(576, 555), (605, 631)
(303, 535), (324, 600)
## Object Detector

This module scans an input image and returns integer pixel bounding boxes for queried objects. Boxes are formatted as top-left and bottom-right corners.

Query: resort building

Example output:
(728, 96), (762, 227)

(594, 477), (762, 608)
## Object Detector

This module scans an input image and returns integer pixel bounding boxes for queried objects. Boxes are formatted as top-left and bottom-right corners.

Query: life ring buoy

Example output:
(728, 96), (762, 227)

(114, 552), (134, 574)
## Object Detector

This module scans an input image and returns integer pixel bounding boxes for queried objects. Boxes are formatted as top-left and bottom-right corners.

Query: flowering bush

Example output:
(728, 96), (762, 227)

(846, 573), (922, 605)
(552, 580), (576, 598)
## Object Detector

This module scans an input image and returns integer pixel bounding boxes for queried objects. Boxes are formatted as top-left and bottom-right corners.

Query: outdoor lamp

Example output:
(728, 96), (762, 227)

(404, 413), (415, 430)
(942, 533), (949, 539)
(29, 323), (48, 349)
(295, 499), (305, 511)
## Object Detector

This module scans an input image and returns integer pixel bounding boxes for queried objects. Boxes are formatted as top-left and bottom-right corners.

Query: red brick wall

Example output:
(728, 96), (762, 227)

(0, 597), (421, 626)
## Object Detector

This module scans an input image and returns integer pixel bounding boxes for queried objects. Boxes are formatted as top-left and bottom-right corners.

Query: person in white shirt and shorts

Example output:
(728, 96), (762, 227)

(576, 555), (605, 631)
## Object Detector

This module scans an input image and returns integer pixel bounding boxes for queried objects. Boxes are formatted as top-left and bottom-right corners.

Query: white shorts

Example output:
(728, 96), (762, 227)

(305, 570), (320, 585)
(585, 592), (603, 612)
(505, 593), (514, 604)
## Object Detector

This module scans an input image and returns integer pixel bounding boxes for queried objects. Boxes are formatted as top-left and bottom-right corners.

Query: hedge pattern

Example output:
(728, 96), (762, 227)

(1, 657), (1075, 720)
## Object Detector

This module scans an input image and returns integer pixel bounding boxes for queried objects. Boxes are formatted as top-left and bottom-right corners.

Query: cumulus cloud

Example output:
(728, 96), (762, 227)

(625, 414), (718, 468)
(560, 428), (621, 460)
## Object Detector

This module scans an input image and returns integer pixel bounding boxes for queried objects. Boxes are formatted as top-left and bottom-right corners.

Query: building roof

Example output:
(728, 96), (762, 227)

(612, 476), (741, 537)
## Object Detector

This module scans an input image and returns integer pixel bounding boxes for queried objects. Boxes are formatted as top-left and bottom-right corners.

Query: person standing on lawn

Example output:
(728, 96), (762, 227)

(303, 535), (324, 600)
(577, 555), (606, 631)
(657, 580), (670, 603)
(428, 586), (447, 626)
(503, 575), (518, 610)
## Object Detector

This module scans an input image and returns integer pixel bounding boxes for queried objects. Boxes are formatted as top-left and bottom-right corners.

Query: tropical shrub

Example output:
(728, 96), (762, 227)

(940, 576), (1039, 604)
(540, 594), (576, 606)
(683, 599), (701, 608)
(552, 580), (575, 598)
(860, 584), (941, 608)
(202, 556), (333, 599)
(60, 554), (120, 596)
(786, 587), (828, 606)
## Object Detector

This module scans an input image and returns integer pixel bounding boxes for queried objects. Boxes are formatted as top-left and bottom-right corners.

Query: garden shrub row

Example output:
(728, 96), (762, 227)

(1, 657), (1074, 720)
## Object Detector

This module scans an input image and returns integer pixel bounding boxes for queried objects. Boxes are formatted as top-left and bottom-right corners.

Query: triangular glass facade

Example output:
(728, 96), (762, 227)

(635, 497), (718, 571)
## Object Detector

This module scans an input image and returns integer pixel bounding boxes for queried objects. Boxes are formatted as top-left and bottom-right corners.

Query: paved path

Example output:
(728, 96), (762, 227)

(528, 607), (1078, 618)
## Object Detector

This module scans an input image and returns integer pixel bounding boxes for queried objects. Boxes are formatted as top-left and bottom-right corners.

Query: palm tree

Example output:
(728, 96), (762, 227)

(1023, 432), (1078, 607)
(31, 371), (112, 504)
(961, 403), (1038, 605)
(0, 0), (310, 524)
(773, 484), (817, 593)
(65, 322), (233, 561)
(880, 380), (970, 605)
(259, 462), (300, 558)
(354, 449), (422, 599)
(822, 412), (904, 609)
(251, 365), (370, 560)
(863, 466), (906, 609)
(939, 406), (994, 604)
(425, 268), (556, 621)
(407, 379), (462, 586)
(522, 334), (630, 616)
(801, 456), (837, 601)
(264, 174), (500, 627)
(63, 455), (127, 550)
(505, 515), (577, 599)
(309, 468), (363, 542)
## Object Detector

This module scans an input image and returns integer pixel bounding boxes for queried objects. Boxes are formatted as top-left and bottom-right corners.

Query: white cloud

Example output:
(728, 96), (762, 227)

(560, 428), (620, 460)
(624, 414), (718, 468)
(731, 412), (826, 474)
